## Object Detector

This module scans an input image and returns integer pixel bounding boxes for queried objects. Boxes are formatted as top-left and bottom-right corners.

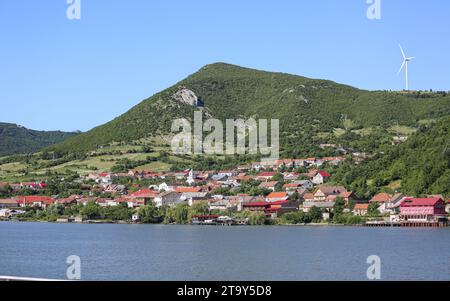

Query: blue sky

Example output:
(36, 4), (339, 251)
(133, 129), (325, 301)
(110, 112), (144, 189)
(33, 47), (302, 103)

(0, 0), (449, 131)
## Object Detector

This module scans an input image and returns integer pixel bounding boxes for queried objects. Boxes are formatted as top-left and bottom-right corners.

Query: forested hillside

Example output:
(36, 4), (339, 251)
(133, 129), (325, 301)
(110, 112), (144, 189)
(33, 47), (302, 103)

(0, 123), (79, 156)
(332, 117), (450, 198)
(46, 63), (450, 156)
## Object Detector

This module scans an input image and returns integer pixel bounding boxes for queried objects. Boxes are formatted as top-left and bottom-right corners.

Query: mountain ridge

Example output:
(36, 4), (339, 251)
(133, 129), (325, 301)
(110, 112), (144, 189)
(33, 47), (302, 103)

(0, 122), (80, 156)
(45, 62), (450, 155)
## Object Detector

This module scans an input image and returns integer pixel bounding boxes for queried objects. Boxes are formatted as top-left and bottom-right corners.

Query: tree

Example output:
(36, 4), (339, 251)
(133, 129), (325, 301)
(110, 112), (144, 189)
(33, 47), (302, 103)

(280, 211), (308, 224)
(164, 203), (189, 224)
(247, 211), (266, 225)
(333, 197), (346, 218)
(189, 201), (209, 218)
(308, 206), (323, 223)
(368, 202), (380, 216)
(139, 203), (160, 223)
(46, 203), (65, 216)
(347, 199), (356, 211)
(289, 191), (300, 202)
(81, 201), (101, 220)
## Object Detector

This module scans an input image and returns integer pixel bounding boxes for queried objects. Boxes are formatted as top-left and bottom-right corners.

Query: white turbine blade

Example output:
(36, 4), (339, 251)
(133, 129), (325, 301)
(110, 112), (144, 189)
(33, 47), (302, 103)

(397, 61), (406, 75)
(407, 57), (415, 60)
(399, 44), (406, 59)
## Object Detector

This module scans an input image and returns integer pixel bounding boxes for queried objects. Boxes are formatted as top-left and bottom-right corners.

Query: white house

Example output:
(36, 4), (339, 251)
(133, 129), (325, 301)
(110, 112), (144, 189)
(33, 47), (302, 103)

(154, 191), (183, 208)
(150, 182), (173, 192)
(294, 180), (314, 189)
(312, 171), (331, 185)
(209, 199), (231, 211)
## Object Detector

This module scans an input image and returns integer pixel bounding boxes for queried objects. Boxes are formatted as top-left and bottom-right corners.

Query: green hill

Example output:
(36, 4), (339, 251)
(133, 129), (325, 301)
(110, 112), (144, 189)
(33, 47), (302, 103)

(0, 123), (79, 156)
(46, 63), (450, 156)
(332, 116), (450, 198)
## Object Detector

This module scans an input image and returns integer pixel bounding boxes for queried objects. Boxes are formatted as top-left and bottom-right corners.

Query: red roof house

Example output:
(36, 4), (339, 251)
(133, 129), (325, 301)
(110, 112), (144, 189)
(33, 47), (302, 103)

(400, 197), (447, 222)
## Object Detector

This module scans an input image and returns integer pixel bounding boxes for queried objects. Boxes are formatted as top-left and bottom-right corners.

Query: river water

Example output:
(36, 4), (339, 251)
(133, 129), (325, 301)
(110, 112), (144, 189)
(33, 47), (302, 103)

(1, 222), (449, 280)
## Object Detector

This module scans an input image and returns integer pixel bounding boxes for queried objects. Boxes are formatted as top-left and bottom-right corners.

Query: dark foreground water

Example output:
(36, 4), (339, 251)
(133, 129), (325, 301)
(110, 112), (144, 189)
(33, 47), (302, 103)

(1, 222), (450, 280)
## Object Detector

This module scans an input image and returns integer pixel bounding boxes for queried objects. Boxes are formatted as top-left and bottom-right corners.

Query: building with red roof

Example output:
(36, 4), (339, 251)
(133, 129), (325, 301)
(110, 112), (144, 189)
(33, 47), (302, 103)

(370, 193), (392, 203)
(312, 171), (331, 185)
(256, 172), (276, 181)
(16, 196), (55, 209)
(175, 187), (202, 193)
(243, 200), (296, 218)
(400, 197), (447, 223)
(266, 192), (289, 202)
(126, 189), (158, 205)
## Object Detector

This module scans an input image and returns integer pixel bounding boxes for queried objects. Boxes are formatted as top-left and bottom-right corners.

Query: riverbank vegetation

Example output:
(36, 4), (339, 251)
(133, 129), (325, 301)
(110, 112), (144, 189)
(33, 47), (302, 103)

(11, 200), (371, 226)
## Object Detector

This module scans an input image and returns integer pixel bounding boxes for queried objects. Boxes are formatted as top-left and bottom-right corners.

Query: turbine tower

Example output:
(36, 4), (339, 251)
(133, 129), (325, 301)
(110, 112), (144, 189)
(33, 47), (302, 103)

(397, 45), (415, 91)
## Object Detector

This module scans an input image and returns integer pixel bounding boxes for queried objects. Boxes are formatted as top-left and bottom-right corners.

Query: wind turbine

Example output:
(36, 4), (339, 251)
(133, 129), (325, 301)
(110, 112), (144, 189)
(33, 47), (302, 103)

(397, 45), (415, 91)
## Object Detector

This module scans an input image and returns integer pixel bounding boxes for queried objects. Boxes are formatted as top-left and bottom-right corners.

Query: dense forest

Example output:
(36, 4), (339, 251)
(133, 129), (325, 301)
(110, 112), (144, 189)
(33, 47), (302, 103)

(0, 123), (79, 156)
(331, 117), (450, 198)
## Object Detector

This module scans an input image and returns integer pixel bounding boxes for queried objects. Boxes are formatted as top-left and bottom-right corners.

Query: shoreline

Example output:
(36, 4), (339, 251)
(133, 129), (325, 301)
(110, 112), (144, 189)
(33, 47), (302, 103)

(0, 219), (428, 228)
(0, 218), (362, 227)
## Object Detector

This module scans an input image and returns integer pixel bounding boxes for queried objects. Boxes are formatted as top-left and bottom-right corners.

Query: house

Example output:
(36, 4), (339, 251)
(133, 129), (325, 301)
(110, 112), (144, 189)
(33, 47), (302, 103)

(293, 180), (314, 189)
(302, 201), (335, 213)
(209, 199), (231, 211)
(353, 203), (369, 216)
(20, 182), (48, 191)
(191, 214), (221, 224)
(186, 192), (209, 205)
(217, 170), (237, 177)
(400, 197), (448, 223)
(175, 186), (202, 194)
(313, 186), (348, 202)
(102, 184), (127, 195)
(369, 193), (406, 214)
(237, 165), (251, 172)
(76, 197), (99, 206)
(283, 182), (313, 194)
(243, 200), (297, 218)
(258, 181), (278, 191)
(303, 192), (315, 202)
(256, 172), (276, 181)
(377, 193), (405, 214)
(0, 209), (25, 218)
(127, 189), (158, 205)
(87, 172), (117, 184)
(265, 200), (298, 218)
(0, 198), (19, 209)
(283, 172), (300, 181)
(55, 195), (81, 206)
(229, 174), (253, 183)
(266, 192), (289, 202)
(15, 196), (55, 209)
(95, 198), (119, 207)
(283, 183), (301, 193)
(322, 156), (344, 166)
(370, 193), (392, 203)
(9, 183), (23, 191)
(312, 171), (331, 185)
(339, 191), (356, 203)
(120, 197), (145, 208)
(154, 191), (183, 208)
(149, 182), (173, 192)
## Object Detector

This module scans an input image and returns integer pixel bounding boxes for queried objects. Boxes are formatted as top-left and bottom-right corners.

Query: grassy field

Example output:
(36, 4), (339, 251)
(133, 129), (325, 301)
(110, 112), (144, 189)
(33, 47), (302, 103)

(387, 125), (417, 136)
(0, 138), (175, 181)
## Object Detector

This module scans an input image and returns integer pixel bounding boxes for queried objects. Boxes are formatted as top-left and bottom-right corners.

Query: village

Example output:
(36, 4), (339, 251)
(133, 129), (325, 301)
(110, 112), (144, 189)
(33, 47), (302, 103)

(0, 155), (449, 227)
